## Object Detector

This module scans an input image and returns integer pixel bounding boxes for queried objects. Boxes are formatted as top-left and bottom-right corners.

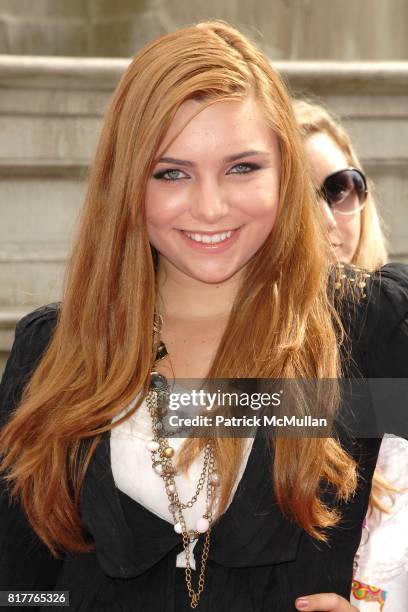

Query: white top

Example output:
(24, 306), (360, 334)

(110, 395), (254, 569)
(351, 436), (408, 611)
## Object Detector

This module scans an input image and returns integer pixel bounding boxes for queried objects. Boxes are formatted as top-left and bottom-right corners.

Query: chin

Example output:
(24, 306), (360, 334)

(183, 264), (244, 285)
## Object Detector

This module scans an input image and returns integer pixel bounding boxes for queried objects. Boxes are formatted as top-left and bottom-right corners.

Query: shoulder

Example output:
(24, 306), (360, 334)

(16, 302), (60, 334)
(367, 263), (408, 324)
(0, 303), (61, 425)
(334, 263), (408, 376)
(366, 263), (408, 377)
(362, 263), (408, 348)
(332, 262), (408, 331)
(12, 303), (61, 367)
(0, 304), (60, 415)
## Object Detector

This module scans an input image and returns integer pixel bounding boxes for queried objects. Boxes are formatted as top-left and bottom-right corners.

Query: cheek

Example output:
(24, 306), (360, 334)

(145, 185), (187, 227)
(337, 215), (361, 249)
(237, 182), (280, 218)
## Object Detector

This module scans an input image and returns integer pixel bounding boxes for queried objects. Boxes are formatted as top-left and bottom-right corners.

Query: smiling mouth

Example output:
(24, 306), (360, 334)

(180, 228), (239, 245)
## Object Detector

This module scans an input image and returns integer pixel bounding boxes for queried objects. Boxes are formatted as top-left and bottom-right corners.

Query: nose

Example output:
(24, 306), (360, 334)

(189, 179), (229, 224)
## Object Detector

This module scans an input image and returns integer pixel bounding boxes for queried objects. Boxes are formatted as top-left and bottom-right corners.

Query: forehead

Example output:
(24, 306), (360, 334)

(305, 131), (349, 180)
(157, 96), (278, 158)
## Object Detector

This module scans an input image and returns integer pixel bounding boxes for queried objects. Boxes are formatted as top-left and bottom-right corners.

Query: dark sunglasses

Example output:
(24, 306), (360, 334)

(317, 167), (368, 215)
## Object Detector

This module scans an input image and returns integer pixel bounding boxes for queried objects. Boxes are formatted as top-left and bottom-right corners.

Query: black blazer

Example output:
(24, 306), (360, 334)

(1, 264), (408, 611)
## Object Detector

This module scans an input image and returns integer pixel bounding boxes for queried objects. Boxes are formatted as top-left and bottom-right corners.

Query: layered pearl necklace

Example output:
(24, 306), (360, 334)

(146, 369), (219, 608)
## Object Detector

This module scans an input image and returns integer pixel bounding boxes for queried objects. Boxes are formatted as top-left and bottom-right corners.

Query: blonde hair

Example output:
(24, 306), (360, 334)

(293, 99), (388, 271)
(1, 22), (357, 555)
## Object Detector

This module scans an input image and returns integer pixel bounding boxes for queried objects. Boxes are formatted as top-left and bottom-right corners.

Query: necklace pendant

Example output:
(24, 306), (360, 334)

(188, 529), (197, 542)
(150, 372), (167, 390)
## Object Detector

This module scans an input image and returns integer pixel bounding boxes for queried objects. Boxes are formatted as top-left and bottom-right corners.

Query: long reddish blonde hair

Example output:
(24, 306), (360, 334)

(1, 22), (357, 555)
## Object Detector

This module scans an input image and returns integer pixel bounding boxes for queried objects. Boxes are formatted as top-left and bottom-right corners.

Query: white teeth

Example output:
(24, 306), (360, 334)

(184, 230), (234, 244)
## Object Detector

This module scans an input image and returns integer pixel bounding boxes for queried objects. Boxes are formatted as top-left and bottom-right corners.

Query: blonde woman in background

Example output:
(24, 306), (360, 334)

(294, 99), (387, 272)
(294, 98), (408, 612)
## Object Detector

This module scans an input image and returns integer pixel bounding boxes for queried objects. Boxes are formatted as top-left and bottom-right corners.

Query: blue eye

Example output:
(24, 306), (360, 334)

(152, 169), (187, 181)
(229, 163), (260, 175)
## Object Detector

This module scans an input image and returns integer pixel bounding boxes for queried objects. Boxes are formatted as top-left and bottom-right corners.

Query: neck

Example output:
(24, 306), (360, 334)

(156, 260), (241, 322)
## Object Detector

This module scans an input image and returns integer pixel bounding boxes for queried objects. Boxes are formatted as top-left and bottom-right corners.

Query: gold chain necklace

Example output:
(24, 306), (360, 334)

(146, 372), (219, 608)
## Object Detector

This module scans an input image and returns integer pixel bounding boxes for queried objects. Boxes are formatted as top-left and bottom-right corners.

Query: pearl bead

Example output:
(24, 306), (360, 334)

(153, 462), (163, 475)
(174, 522), (183, 534)
(167, 483), (176, 494)
(147, 440), (159, 451)
(196, 517), (210, 533)
(163, 446), (175, 458)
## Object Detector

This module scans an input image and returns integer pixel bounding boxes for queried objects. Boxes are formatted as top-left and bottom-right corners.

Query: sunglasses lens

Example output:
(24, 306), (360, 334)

(322, 169), (367, 214)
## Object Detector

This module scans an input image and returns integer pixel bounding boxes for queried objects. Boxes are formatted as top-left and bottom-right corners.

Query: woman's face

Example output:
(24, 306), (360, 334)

(145, 96), (281, 285)
(304, 131), (361, 263)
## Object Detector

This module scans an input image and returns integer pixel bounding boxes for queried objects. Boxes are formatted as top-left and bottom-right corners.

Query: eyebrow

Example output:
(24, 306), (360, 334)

(155, 150), (269, 167)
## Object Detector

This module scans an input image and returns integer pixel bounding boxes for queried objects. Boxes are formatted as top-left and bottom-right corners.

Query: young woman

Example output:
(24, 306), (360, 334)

(294, 99), (408, 612)
(1, 22), (407, 612)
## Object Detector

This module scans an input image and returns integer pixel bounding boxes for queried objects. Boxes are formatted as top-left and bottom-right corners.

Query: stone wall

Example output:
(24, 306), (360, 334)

(0, 57), (407, 373)
(0, 0), (407, 60)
